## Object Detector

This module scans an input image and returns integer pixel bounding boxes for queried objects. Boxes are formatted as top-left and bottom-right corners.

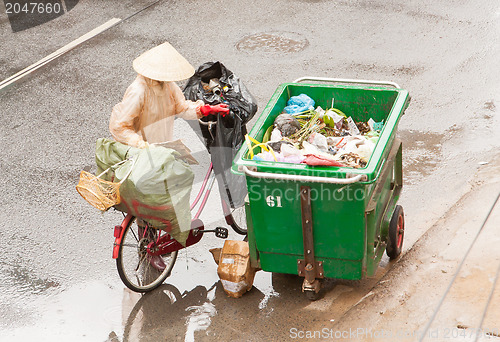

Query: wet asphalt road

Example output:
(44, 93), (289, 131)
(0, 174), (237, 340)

(0, 0), (499, 341)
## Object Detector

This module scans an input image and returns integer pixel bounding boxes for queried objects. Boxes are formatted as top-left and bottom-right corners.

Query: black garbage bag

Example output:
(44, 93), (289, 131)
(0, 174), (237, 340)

(183, 62), (258, 209)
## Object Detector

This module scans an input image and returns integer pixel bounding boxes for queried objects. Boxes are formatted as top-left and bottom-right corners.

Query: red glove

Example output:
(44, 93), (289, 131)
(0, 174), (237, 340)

(199, 104), (230, 117)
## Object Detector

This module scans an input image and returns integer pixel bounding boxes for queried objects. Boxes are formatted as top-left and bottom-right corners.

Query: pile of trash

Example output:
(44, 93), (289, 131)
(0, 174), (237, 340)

(248, 94), (384, 168)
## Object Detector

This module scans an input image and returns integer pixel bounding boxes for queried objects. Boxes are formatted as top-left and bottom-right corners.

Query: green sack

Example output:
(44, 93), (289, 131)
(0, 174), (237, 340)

(95, 138), (194, 246)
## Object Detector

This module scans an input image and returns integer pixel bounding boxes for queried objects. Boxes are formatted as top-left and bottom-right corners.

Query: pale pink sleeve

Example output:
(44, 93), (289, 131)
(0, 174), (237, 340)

(171, 82), (204, 120)
(109, 81), (146, 147)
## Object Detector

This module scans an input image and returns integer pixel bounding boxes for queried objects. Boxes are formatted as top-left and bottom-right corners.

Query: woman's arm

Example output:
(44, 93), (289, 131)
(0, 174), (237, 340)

(109, 80), (147, 147)
(171, 82), (204, 120)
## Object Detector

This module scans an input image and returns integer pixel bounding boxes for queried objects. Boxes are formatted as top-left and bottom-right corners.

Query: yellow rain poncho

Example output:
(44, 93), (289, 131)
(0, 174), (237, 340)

(109, 74), (204, 148)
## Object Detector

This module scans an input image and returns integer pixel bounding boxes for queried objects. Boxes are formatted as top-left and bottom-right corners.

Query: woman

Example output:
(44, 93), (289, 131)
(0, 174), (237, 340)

(109, 42), (228, 271)
(109, 42), (228, 148)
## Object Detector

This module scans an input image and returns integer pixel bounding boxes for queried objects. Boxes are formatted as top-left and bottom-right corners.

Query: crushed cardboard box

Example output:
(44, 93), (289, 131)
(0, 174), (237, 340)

(210, 240), (257, 298)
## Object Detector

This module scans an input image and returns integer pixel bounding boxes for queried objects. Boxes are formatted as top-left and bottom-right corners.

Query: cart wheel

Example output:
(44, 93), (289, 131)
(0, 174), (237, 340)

(305, 290), (320, 301)
(386, 205), (405, 260)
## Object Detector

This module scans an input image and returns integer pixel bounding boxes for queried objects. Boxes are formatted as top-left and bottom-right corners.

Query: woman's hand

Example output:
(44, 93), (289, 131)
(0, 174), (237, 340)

(199, 104), (230, 116)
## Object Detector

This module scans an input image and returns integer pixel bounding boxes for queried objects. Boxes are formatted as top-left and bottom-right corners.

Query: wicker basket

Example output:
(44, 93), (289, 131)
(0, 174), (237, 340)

(76, 158), (134, 211)
(76, 171), (122, 211)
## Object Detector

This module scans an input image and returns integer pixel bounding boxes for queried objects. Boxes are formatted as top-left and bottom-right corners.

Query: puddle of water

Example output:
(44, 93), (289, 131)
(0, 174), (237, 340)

(119, 283), (219, 341)
(184, 302), (217, 342)
(0, 281), (124, 342)
(252, 271), (280, 311)
(0, 259), (64, 331)
(236, 32), (309, 53)
(0, 263), (61, 297)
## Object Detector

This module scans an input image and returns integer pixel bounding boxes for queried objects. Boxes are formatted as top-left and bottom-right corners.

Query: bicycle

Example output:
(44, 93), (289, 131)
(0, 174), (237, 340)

(112, 160), (248, 293)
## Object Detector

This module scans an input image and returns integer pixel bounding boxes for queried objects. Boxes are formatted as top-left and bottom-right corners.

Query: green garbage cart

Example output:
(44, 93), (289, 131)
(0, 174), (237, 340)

(232, 77), (410, 300)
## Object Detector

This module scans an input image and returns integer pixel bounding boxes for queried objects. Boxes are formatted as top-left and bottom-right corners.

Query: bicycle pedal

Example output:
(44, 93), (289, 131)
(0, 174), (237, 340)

(215, 227), (228, 239)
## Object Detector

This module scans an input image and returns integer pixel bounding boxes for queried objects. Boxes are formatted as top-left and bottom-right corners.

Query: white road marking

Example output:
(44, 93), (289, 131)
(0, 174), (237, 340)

(0, 18), (122, 90)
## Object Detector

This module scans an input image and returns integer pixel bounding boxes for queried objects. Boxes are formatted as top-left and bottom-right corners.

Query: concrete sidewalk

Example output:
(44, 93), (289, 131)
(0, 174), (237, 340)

(321, 155), (500, 342)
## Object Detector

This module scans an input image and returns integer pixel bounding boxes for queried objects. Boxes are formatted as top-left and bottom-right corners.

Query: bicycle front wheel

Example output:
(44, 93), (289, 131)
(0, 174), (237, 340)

(116, 217), (178, 293)
(229, 206), (247, 235)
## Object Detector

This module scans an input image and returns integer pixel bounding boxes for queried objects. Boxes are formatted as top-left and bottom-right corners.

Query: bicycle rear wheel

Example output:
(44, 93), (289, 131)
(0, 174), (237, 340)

(116, 217), (178, 293)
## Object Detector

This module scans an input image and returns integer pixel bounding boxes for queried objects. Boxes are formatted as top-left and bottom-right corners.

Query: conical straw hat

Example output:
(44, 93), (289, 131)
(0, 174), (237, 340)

(133, 42), (195, 82)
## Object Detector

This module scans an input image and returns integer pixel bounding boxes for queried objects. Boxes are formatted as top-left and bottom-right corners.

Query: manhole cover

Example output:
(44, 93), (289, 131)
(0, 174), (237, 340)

(236, 32), (309, 53)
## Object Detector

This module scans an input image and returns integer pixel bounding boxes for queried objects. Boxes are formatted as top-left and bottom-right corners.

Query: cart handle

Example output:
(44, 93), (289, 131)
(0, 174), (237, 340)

(240, 165), (367, 184)
(293, 77), (400, 89)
